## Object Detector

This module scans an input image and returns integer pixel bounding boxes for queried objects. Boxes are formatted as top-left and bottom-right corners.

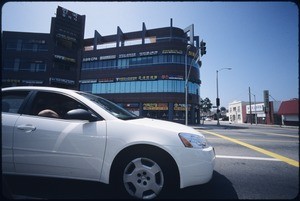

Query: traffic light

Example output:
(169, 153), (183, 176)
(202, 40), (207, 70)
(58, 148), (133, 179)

(216, 98), (220, 107)
(200, 40), (206, 56)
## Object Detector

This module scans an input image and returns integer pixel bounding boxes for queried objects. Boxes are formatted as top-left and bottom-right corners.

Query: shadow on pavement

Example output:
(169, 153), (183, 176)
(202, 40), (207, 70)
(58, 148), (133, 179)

(193, 123), (248, 130)
(2, 170), (238, 200)
(169, 170), (238, 199)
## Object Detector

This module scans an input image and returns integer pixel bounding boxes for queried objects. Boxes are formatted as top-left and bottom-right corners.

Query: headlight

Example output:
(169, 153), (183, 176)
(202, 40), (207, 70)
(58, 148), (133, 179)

(178, 133), (208, 149)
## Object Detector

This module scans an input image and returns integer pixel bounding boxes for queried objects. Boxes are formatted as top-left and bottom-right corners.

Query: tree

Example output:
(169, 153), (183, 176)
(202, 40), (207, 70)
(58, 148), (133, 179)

(200, 97), (212, 114)
(220, 107), (226, 112)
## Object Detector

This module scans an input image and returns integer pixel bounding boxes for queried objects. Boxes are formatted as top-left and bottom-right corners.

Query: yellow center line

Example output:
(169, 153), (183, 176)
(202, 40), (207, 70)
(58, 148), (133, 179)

(238, 130), (299, 138)
(200, 129), (299, 168)
(206, 137), (298, 143)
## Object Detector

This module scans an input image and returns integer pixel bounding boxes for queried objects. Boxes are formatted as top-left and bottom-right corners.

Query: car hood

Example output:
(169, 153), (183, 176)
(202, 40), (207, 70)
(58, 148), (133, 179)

(128, 118), (199, 134)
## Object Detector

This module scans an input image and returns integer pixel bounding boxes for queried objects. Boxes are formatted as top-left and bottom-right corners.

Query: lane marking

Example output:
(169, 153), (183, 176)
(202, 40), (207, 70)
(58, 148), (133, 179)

(216, 155), (280, 161)
(238, 130), (299, 138)
(206, 137), (298, 143)
(200, 130), (299, 168)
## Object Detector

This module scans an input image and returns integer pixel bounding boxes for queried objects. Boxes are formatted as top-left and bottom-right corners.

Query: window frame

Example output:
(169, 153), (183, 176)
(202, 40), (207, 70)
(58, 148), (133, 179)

(1, 90), (32, 114)
(22, 90), (98, 120)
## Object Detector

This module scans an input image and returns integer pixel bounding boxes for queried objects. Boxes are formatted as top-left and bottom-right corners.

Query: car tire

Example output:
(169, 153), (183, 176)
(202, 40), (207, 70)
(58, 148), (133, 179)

(111, 148), (178, 199)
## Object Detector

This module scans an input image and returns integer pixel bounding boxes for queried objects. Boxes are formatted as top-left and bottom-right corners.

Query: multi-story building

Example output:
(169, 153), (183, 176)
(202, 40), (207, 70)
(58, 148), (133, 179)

(2, 6), (85, 89)
(2, 6), (203, 124)
(80, 20), (202, 124)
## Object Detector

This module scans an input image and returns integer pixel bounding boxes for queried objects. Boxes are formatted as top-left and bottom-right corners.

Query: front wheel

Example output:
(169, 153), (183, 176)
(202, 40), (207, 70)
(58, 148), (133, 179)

(123, 157), (164, 199)
(112, 150), (178, 199)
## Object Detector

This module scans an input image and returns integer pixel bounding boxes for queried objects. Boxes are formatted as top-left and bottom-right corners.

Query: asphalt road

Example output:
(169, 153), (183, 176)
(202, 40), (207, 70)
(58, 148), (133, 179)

(2, 121), (299, 200)
(196, 121), (299, 199)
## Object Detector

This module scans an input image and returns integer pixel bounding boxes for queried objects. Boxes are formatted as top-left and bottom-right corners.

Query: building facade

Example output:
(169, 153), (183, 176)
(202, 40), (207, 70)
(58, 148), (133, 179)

(2, 6), (85, 89)
(228, 101), (248, 124)
(278, 99), (299, 126)
(2, 6), (203, 124)
(229, 100), (283, 125)
(2, 31), (52, 87)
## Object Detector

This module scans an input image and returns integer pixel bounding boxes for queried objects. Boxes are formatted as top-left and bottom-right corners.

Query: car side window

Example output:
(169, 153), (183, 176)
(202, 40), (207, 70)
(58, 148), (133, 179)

(29, 92), (89, 119)
(2, 91), (30, 114)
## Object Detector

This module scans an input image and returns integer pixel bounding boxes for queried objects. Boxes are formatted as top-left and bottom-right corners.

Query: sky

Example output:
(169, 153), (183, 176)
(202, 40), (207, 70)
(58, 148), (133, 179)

(1, 1), (299, 108)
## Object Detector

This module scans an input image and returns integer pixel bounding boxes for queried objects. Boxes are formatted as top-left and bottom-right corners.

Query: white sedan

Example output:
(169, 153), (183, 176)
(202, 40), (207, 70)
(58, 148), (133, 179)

(2, 86), (215, 199)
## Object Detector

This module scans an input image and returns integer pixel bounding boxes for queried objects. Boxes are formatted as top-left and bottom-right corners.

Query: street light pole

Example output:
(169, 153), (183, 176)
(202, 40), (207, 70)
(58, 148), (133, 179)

(216, 70), (220, 125)
(253, 93), (257, 125)
(250, 91), (258, 125)
(185, 45), (191, 125)
(216, 68), (232, 126)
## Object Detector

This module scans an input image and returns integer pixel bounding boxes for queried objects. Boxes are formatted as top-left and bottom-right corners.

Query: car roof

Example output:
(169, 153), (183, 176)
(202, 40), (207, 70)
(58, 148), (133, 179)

(2, 86), (79, 94)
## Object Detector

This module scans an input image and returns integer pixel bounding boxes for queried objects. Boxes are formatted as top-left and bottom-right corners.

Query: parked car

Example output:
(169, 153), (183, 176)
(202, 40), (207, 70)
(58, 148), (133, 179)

(205, 117), (212, 121)
(2, 86), (215, 199)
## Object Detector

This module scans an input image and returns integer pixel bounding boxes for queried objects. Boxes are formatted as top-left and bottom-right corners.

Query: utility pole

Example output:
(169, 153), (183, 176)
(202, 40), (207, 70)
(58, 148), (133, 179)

(216, 68), (232, 125)
(249, 87), (252, 125)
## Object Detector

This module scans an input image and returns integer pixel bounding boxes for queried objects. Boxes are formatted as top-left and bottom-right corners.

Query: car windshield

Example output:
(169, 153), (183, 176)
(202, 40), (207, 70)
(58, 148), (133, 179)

(78, 92), (139, 120)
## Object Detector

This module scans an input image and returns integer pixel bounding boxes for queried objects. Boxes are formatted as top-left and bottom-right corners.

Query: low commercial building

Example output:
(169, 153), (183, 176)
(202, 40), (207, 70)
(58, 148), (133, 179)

(228, 101), (248, 124)
(278, 99), (299, 126)
(229, 100), (282, 125)
(246, 101), (281, 125)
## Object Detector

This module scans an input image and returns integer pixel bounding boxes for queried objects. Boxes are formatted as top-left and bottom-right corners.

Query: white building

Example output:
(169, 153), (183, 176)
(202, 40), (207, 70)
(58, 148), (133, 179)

(228, 101), (248, 124)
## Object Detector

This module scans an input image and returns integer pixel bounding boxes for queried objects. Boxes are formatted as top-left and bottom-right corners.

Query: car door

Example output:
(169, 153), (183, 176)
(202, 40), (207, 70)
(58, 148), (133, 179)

(2, 90), (31, 173)
(13, 91), (107, 181)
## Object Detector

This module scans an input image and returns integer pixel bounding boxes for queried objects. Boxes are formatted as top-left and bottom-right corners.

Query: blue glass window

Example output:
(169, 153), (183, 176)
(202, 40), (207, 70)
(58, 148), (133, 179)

(136, 81), (141, 93)
(157, 80), (164, 92)
(81, 54), (200, 71)
(86, 80), (199, 95)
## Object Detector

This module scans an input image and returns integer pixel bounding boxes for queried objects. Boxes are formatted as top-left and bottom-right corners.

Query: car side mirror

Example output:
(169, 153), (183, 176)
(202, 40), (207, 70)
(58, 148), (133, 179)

(65, 109), (99, 122)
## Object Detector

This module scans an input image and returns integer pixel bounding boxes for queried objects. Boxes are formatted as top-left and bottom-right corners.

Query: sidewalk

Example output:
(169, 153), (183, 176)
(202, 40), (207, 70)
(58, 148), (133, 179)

(190, 120), (299, 130)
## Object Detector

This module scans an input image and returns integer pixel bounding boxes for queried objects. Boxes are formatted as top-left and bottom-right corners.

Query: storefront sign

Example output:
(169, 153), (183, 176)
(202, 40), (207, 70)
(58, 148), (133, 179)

(2, 79), (21, 83)
(82, 74), (187, 84)
(59, 7), (78, 22)
(162, 50), (183, 54)
(188, 50), (196, 57)
(82, 57), (98, 62)
(124, 103), (140, 108)
(116, 75), (159, 82)
(119, 53), (136, 58)
(116, 77), (137, 82)
(98, 78), (115, 83)
(54, 55), (76, 63)
(50, 77), (75, 85)
(257, 113), (266, 118)
(99, 55), (116, 60)
(161, 75), (183, 80)
(139, 51), (158, 56)
(22, 80), (44, 84)
(174, 103), (190, 111)
(56, 33), (76, 42)
(143, 103), (168, 111)
(246, 103), (264, 114)
(79, 79), (97, 84)
(138, 75), (158, 81)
